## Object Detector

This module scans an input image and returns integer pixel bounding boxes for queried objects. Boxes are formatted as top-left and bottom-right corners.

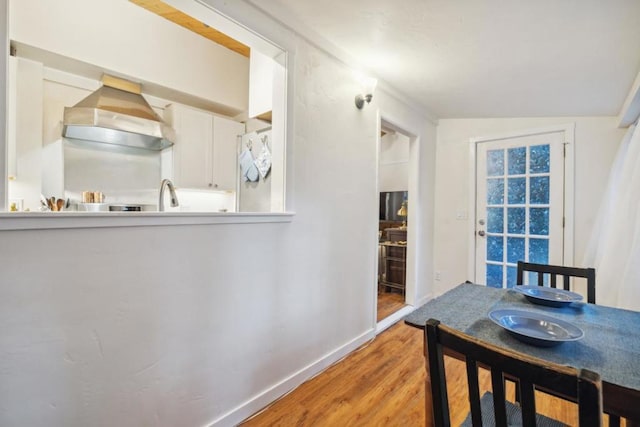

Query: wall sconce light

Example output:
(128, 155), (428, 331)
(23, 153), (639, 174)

(355, 76), (378, 109)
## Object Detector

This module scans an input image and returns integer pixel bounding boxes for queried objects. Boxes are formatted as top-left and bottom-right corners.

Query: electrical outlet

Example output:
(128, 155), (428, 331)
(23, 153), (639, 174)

(435, 271), (441, 281)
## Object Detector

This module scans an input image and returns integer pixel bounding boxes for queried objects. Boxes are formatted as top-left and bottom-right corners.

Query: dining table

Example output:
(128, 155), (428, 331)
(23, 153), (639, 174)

(404, 282), (640, 425)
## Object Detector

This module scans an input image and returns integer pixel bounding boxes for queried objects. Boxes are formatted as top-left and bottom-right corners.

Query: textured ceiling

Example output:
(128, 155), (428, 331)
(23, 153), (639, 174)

(249, 0), (640, 119)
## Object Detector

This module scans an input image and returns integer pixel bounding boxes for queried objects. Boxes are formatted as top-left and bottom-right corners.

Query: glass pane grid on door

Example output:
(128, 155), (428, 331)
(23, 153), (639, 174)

(485, 144), (551, 288)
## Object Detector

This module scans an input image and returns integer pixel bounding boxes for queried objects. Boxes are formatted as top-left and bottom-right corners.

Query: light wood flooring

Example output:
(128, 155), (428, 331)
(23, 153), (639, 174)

(377, 289), (406, 322)
(241, 321), (622, 426)
(241, 321), (425, 426)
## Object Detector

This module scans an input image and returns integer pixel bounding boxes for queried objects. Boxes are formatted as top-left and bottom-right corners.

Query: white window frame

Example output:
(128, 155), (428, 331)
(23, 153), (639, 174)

(0, 1), (296, 229)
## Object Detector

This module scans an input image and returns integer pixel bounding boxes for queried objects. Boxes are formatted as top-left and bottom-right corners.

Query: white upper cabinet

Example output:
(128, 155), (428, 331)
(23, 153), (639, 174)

(165, 104), (243, 191)
(165, 105), (212, 189)
(212, 116), (243, 191)
(248, 50), (274, 118)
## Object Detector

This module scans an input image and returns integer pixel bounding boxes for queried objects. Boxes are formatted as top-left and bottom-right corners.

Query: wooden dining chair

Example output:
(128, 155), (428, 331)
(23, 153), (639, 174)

(425, 318), (603, 426)
(516, 261), (596, 304)
(514, 262), (626, 425)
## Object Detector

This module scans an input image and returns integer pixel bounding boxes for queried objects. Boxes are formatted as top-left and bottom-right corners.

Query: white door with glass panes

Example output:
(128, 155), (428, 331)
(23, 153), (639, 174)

(475, 130), (568, 288)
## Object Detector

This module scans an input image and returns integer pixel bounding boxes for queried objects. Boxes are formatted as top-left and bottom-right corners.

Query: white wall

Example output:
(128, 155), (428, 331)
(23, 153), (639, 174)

(433, 117), (623, 297)
(0, 3), (437, 427)
(7, 57), (43, 212)
(9, 0), (249, 114)
(379, 131), (409, 192)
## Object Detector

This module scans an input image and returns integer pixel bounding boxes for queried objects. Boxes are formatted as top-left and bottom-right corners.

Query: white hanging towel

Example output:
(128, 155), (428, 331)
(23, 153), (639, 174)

(238, 137), (260, 182)
(254, 134), (272, 179)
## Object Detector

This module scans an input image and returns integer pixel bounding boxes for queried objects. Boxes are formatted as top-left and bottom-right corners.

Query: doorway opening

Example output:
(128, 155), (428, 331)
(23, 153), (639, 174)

(376, 120), (410, 322)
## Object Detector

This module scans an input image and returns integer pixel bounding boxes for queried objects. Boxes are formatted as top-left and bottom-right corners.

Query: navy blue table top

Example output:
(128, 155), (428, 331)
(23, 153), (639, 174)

(404, 282), (640, 396)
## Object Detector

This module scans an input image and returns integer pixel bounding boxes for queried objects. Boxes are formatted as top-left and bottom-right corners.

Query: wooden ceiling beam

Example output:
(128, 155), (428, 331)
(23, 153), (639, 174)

(129, 0), (250, 58)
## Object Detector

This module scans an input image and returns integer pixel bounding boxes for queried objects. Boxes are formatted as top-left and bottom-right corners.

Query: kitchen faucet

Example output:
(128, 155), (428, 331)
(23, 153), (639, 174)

(159, 179), (179, 211)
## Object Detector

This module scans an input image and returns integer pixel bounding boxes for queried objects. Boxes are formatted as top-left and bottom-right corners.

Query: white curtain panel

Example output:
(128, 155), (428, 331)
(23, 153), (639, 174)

(583, 124), (640, 310)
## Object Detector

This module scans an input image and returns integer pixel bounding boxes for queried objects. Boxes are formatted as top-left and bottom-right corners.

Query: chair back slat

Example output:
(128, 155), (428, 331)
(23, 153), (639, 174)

(490, 370), (508, 426)
(424, 318), (603, 426)
(465, 359), (483, 427)
(519, 380), (537, 425)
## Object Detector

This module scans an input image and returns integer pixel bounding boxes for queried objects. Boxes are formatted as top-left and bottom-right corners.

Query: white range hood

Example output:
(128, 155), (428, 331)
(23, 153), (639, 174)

(62, 75), (175, 151)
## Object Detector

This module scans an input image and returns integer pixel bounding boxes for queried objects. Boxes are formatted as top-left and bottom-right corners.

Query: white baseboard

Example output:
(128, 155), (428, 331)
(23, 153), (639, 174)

(208, 328), (377, 427)
(374, 292), (434, 334)
(375, 305), (415, 334)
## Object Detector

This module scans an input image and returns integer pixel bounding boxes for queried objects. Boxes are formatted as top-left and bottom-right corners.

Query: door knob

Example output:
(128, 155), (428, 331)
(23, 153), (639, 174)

(478, 230), (486, 237)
